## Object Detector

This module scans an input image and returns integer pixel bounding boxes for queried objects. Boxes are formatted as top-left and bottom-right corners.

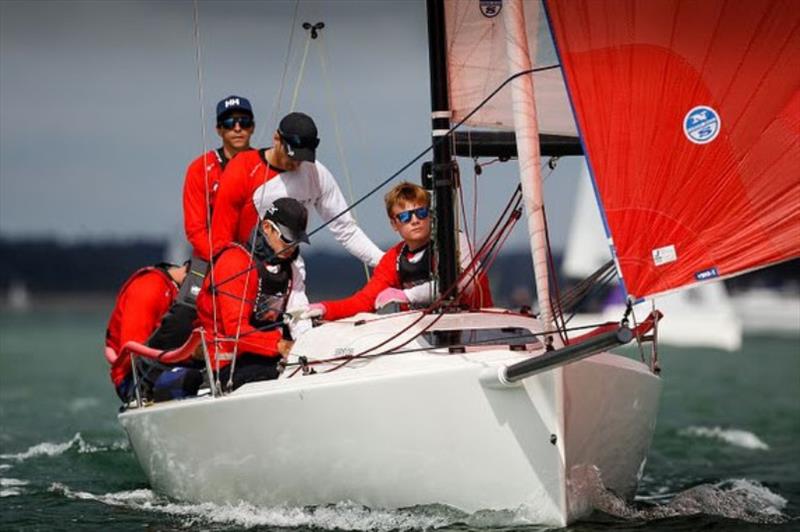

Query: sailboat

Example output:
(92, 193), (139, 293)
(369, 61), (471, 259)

(563, 161), (743, 351)
(117, 0), (799, 527)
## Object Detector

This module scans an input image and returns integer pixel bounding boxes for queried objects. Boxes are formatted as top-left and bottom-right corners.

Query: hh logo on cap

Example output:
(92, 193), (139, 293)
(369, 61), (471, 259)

(224, 98), (240, 108)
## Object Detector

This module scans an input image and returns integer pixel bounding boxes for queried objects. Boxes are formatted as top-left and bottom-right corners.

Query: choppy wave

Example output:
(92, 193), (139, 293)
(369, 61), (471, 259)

(47, 483), (551, 531)
(680, 425), (770, 450)
(45, 471), (790, 530)
(583, 469), (787, 524)
(48, 483), (460, 530)
(0, 433), (129, 462)
(0, 477), (29, 497)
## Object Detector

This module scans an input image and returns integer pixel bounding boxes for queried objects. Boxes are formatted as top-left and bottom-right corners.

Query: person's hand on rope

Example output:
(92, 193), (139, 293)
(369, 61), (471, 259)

(287, 303), (326, 321)
(277, 339), (294, 358)
(375, 287), (408, 309)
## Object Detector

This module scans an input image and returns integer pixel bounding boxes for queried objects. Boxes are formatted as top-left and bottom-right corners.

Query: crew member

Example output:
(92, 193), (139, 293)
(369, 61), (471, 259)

(197, 197), (312, 390)
(183, 95), (255, 261)
(209, 112), (383, 267)
(299, 182), (493, 321)
(105, 263), (189, 401)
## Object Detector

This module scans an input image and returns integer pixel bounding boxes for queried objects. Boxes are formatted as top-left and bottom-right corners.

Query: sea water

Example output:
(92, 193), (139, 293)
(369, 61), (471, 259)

(1, 306), (798, 531)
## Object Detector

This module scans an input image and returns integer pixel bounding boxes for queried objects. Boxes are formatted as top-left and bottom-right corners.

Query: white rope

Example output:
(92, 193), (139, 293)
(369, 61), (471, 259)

(289, 33), (313, 112)
(227, 2), (303, 390)
(317, 36), (371, 281)
(259, 0), (301, 145)
(191, 0), (221, 371)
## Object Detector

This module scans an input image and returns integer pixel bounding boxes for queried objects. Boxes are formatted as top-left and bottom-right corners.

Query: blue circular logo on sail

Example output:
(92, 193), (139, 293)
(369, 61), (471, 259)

(683, 105), (721, 144)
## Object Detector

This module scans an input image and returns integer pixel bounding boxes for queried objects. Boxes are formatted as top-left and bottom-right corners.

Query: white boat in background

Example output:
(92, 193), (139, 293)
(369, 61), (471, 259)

(563, 162), (743, 351)
(118, 0), (799, 527)
(730, 288), (800, 337)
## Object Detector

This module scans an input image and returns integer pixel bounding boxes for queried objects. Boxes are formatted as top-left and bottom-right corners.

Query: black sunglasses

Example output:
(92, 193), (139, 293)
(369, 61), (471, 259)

(278, 129), (320, 150)
(218, 116), (254, 130)
(395, 207), (430, 224)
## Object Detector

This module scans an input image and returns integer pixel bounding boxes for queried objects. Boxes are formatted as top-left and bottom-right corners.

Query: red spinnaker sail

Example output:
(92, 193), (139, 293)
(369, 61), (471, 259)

(546, 0), (800, 300)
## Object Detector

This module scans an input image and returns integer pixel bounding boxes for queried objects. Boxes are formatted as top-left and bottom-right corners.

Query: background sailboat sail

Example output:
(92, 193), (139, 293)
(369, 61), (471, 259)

(444, 0), (576, 136)
(546, 0), (800, 301)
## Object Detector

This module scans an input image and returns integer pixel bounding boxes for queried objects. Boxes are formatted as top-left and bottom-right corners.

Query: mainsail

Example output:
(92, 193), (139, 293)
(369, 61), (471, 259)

(444, 0), (575, 136)
(547, 0), (800, 300)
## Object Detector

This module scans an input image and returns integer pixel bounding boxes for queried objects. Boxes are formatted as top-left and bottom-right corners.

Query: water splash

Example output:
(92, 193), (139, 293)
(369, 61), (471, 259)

(0, 433), (129, 462)
(680, 426), (770, 450)
(586, 474), (788, 524)
(47, 483), (550, 531)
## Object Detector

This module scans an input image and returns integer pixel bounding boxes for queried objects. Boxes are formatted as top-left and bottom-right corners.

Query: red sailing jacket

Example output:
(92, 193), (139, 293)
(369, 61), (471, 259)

(322, 241), (493, 320)
(196, 245), (282, 368)
(209, 150), (281, 256)
(183, 148), (253, 261)
(105, 268), (179, 387)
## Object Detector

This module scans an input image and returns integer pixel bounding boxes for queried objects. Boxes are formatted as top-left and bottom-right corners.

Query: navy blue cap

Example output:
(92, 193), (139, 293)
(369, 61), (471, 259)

(216, 96), (254, 122)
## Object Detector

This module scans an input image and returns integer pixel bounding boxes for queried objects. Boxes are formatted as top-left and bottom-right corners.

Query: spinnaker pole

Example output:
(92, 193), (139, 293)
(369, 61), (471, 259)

(425, 0), (459, 305)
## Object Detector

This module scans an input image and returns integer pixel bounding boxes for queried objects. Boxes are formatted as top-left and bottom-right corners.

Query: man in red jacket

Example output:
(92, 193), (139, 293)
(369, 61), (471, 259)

(105, 263), (188, 401)
(183, 95), (255, 262)
(197, 197), (312, 391)
(298, 182), (493, 321)
(209, 111), (382, 267)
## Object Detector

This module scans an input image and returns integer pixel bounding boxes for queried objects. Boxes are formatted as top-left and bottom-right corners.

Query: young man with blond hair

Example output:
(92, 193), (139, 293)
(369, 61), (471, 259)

(301, 182), (492, 321)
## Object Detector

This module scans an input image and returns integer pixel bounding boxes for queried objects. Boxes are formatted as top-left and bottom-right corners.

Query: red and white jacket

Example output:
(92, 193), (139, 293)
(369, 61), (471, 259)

(182, 148), (250, 261)
(322, 236), (493, 321)
(210, 149), (383, 266)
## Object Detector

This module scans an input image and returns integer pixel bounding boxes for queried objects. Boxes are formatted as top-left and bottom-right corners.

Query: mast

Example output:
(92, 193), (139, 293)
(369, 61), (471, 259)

(425, 0), (458, 304)
(503, 0), (553, 327)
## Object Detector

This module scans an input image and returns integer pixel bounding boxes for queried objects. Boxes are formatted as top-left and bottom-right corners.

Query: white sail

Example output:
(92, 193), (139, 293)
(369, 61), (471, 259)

(444, 0), (576, 135)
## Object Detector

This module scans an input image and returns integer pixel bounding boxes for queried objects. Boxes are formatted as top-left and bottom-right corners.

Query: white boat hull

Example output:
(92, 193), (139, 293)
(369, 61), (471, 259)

(119, 312), (661, 526)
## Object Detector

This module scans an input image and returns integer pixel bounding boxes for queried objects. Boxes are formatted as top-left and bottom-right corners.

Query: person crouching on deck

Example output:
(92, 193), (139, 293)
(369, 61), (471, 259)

(298, 182), (492, 321)
(196, 197), (311, 390)
(105, 263), (195, 402)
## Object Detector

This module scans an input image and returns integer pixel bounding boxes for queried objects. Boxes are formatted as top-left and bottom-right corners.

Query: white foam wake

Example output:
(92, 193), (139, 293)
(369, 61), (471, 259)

(0, 433), (129, 462)
(680, 425), (769, 450)
(586, 474), (787, 524)
(0, 477), (29, 497)
(47, 483), (543, 531)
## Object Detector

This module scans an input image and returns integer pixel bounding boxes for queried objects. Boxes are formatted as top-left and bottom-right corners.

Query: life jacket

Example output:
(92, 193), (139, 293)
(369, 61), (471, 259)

(214, 237), (296, 335)
(396, 242), (433, 289)
(105, 263), (178, 353)
(215, 147), (229, 170)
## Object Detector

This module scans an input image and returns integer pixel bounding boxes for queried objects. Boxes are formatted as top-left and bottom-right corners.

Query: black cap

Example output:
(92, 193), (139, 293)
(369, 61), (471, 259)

(262, 197), (310, 244)
(216, 95), (254, 122)
(278, 112), (320, 163)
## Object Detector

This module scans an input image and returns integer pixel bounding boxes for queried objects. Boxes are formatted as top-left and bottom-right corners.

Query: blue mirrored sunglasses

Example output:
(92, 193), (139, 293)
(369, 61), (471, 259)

(395, 207), (430, 224)
(219, 115), (254, 130)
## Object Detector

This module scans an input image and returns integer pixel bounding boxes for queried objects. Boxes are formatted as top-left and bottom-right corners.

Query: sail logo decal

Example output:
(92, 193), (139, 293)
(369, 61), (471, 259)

(683, 105), (721, 144)
(479, 0), (502, 18)
(652, 245), (677, 266)
(695, 267), (719, 281)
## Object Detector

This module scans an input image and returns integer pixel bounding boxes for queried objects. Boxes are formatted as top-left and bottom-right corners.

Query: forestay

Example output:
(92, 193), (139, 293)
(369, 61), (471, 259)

(547, 0), (800, 300)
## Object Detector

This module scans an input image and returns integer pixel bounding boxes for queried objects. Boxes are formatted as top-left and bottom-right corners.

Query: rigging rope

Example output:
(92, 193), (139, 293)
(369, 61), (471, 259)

(316, 29), (371, 282)
(289, 32), (313, 112)
(191, 0), (221, 371)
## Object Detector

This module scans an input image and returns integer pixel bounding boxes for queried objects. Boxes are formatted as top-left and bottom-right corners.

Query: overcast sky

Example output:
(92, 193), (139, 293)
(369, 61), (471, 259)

(0, 0), (583, 253)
